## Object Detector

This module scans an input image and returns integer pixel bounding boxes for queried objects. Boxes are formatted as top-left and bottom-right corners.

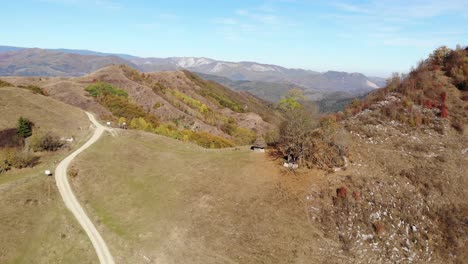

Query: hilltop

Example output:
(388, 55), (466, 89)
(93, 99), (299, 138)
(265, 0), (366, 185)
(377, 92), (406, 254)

(276, 46), (468, 263)
(2, 65), (282, 147)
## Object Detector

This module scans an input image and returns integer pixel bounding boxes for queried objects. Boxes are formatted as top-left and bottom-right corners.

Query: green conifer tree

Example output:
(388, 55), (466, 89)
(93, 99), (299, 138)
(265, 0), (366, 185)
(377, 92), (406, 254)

(17, 117), (33, 138)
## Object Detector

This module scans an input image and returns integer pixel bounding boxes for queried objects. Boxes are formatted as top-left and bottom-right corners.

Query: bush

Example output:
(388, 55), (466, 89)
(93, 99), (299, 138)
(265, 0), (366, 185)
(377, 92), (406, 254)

(97, 94), (158, 127)
(0, 79), (13, 87)
(153, 102), (162, 109)
(186, 131), (235, 148)
(451, 119), (464, 133)
(264, 129), (280, 146)
(85, 82), (128, 98)
(29, 132), (64, 152)
(0, 148), (39, 172)
(0, 128), (23, 148)
(10, 150), (39, 168)
(0, 149), (12, 173)
(232, 127), (257, 145)
(18, 85), (47, 95)
(69, 167), (79, 178)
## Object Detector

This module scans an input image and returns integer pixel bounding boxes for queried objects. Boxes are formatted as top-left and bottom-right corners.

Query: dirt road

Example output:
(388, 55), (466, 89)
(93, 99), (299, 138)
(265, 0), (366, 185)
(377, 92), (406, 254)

(55, 112), (115, 264)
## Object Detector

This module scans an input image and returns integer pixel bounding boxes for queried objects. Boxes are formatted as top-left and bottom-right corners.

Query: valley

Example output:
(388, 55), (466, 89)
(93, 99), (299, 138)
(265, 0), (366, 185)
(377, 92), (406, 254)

(0, 2), (467, 261)
(0, 45), (384, 105)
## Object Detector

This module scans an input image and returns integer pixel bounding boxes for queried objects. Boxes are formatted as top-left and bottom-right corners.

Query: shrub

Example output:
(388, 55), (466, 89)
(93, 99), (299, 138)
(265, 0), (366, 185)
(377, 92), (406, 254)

(451, 119), (464, 133)
(172, 90), (210, 113)
(440, 91), (447, 102)
(29, 132), (63, 152)
(153, 102), (162, 109)
(118, 117), (127, 126)
(69, 167), (79, 178)
(264, 129), (280, 146)
(184, 131), (235, 148)
(0, 148), (39, 170)
(0, 149), (12, 173)
(17, 117), (33, 139)
(85, 82), (128, 98)
(439, 104), (449, 118)
(18, 85), (47, 95)
(232, 127), (257, 145)
(129, 117), (155, 132)
(0, 128), (23, 148)
(0, 79), (13, 87)
(97, 94), (158, 127)
(373, 222), (385, 236)
(352, 191), (361, 202)
(10, 150), (39, 168)
(424, 99), (432, 108)
(336, 187), (348, 198)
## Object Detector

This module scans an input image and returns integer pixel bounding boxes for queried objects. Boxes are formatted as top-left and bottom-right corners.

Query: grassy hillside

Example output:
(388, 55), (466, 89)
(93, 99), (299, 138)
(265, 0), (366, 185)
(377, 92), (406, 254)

(0, 87), (89, 142)
(0, 87), (96, 263)
(71, 130), (330, 263)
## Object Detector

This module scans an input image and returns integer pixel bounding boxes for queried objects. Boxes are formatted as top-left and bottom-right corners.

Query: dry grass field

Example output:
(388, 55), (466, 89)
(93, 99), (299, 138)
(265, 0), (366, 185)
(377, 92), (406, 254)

(71, 130), (336, 263)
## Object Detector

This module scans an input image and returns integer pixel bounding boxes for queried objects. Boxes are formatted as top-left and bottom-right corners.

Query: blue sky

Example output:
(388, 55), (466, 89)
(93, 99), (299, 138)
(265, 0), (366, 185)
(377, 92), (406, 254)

(1, 0), (467, 77)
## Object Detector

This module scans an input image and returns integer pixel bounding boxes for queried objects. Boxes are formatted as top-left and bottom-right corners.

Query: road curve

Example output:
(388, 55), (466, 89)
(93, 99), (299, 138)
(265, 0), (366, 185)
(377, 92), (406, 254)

(55, 112), (115, 264)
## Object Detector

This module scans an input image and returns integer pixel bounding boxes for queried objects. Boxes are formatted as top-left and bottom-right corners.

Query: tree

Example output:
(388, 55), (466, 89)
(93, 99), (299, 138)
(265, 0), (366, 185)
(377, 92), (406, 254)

(429, 46), (451, 67)
(118, 117), (127, 126)
(279, 103), (317, 165)
(16, 117), (33, 138)
(278, 89), (305, 111)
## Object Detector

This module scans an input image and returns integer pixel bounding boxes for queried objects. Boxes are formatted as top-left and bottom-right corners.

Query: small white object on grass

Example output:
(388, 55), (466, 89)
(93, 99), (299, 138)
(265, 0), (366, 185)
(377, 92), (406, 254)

(45, 170), (52, 176)
(106, 121), (111, 126)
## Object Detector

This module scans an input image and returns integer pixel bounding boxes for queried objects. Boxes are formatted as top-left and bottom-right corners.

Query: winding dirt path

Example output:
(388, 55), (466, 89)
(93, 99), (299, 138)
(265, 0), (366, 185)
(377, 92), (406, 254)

(55, 112), (115, 264)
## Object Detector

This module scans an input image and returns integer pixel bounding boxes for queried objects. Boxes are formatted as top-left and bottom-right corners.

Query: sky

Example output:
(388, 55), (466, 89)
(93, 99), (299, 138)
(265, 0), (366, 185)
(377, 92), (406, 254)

(1, 0), (467, 77)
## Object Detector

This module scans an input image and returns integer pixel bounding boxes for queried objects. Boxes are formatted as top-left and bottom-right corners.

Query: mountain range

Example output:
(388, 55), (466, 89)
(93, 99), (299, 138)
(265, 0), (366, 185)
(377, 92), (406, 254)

(0, 45), (386, 102)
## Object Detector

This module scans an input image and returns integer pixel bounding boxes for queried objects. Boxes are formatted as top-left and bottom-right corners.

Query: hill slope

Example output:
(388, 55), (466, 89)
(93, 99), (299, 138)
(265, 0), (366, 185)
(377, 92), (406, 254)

(0, 86), (96, 263)
(301, 46), (468, 263)
(3, 65), (282, 146)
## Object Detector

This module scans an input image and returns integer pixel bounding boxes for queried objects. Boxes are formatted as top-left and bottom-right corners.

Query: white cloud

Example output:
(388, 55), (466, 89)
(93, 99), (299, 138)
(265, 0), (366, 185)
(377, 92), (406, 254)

(325, 0), (467, 48)
(332, 0), (468, 19)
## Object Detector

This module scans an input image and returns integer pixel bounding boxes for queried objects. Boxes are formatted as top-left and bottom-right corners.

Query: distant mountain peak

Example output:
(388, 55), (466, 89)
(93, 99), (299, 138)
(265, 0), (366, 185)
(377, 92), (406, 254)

(0, 45), (387, 102)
